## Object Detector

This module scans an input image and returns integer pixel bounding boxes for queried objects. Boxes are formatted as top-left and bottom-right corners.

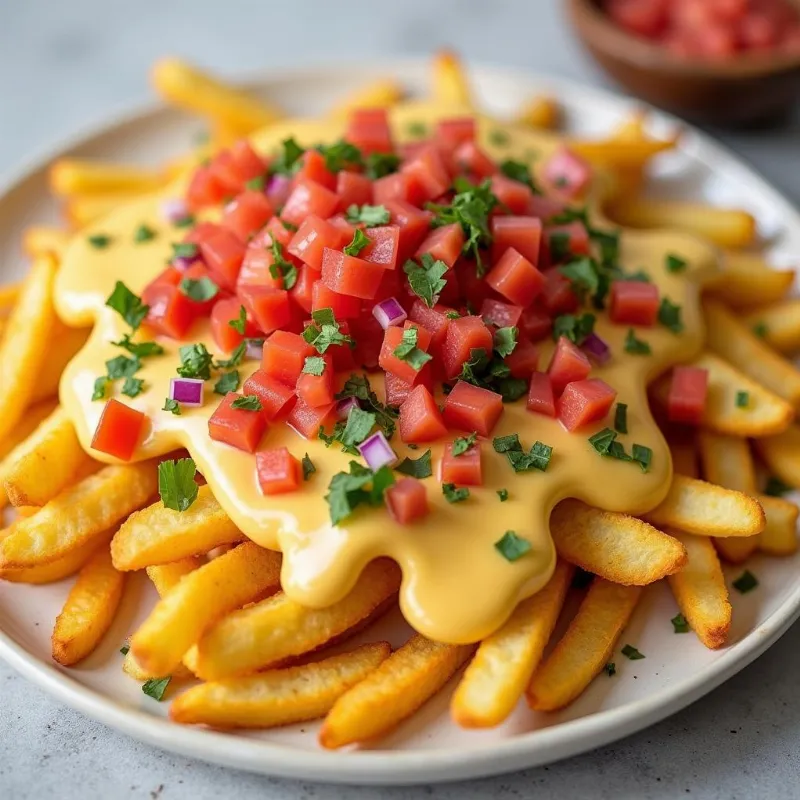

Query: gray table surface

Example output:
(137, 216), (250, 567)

(2, 1), (800, 797)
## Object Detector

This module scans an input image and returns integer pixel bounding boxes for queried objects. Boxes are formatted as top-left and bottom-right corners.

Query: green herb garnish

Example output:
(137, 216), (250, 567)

(142, 676), (171, 702)
(179, 276), (219, 302)
(497, 489), (509, 502)
(735, 391), (750, 408)
(764, 476), (792, 497)
(493, 326), (518, 357)
(392, 327), (432, 371)
(733, 570), (758, 594)
(301, 453), (316, 481)
(163, 398), (181, 415)
(229, 305), (247, 335)
(171, 242), (199, 260)
(443, 483), (470, 503)
(494, 531), (531, 562)
(158, 458), (198, 512)
(214, 370), (240, 395)
(403, 253), (448, 308)
(268, 240), (298, 289)
(302, 308), (355, 354)
(105, 354), (141, 379)
(451, 432), (478, 456)
(343, 228), (372, 257)
(231, 394), (262, 411)
(624, 328), (651, 355)
(395, 449), (433, 479)
(665, 253), (687, 273)
(364, 152), (401, 181)
(133, 224), (156, 244)
(614, 403), (628, 434)
(245, 176), (266, 191)
(88, 233), (112, 249)
(621, 644), (644, 660)
(121, 376), (144, 398)
(105, 281), (149, 331)
(671, 613), (690, 633)
(325, 461), (395, 524)
(658, 297), (684, 334)
(303, 356), (326, 376)
(604, 662), (616, 677)
(552, 313), (595, 346)
(91, 376), (109, 401)
(345, 204), (390, 227)
(177, 343), (214, 380)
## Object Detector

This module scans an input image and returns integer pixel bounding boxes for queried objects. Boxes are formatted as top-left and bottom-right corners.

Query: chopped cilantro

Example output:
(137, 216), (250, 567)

(624, 328), (651, 355)
(665, 253), (687, 273)
(121, 376), (144, 398)
(559, 257), (600, 300)
(214, 342), (246, 369)
(403, 253), (448, 308)
(142, 676), (171, 702)
(492, 434), (522, 453)
(658, 298), (683, 333)
(499, 159), (539, 193)
(120, 643), (130, 655)
(245, 175), (266, 191)
(302, 308), (355, 354)
(395, 449), (433, 478)
(162, 398), (181, 415)
(105, 354), (141, 379)
(451, 432), (478, 456)
(177, 343), (214, 380)
(632, 444), (652, 473)
(158, 457), (198, 512)
(268, 240), (298, 289)
(133, 224), (156, 244)
(343, 228), (372, 257)
(335, 374), (397, 439)
(621, 644), (644, 660)
(493, 326), (518, 357)
(733, 570), (758, 594)
(671, 613), (690, 633)
(173, 214), (195, 228)
(91, 376), (109, 401)
(407, 121), (427, 137)
(228, 305), (247, 335)
(271, 137), (305, 176)
(489, 129), (510, 146)
(589, 428), (650, 471)
(735, 391), (750, 408)
(316, 139), (363, 173)
(497, 488), (509, 502)
(494, 531), (531, 562)
(752, 321), (768, 339)
(213, 370), (240, 395)
(548, 231), (572, 262)
(88, 233), (112, 249)
(231, 395), (261, 411)
(339, 407), (376, 451)
(392, 327), (432, 371)
(280, 219), (298, 232)
(301, 453), (316, 481)
(364, 152), (401, 180)
(552, 313), (595, 346)
(493, 434), (552, 472)
(604, 662), (616, 677)
(179, 276), (219, 302)
(443, 483), (470, 503)
(112, 333), (164, 358)
(345, 204), (390, 227)
(105, 281), (149, 331)
(614, 403), (628, 434)
(325, 461), (395, 524)
(303, 356), (326, 376)
(171, 242), (199, 260)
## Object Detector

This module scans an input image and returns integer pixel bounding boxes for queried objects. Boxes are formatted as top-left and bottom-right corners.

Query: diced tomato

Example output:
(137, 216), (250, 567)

(256, 447), (301, 495)
(491, 216), (542, 266)
(486, 247), (545, 308)
(547, 336), (592, 395)
(180, 262), (222, 316)
(230, 139), (267, 182)
(239, 285), (292, 334)
(385, 477), (429, 524)
(415, 223), (465, 269)
(609, 281), (660, 326)
(557, 378), (617, 432)
(386, 200), (432, 263)
(195, 224), (247, 290)
(438, 263), (464, 307)
(543, 147), (592, 199)
(221, 191), (274, 242)
(545, 221), (591, 261)
(210, 297), (258, 352)
(186, 165), (227, 211)
(440, 441), (482, 485)
(453, 141), (496, 180)
(349, 314), (386, 369)
(526, 193), (567, 222)
(442, 315), (494, 380)
(296, 353), (334, 408)
(281, 179), (339, 228)
(90, 399), (146, 461)
(336, 170), (373, 210)
(378, 324), (431, 385)
(408, 300), (453, 357)
(435, 118), (476, 152)
(326, 214), (357, 239)
(374, 266), (403, 302)
(490, 174), (534, 215)
(142, 278), (199, 340)
(311, 281), (362, 318)
(527, 372), (556, 417)
(520, 305), (553, 341)
(667, 366), (709, 425)
(208, 150), (244, 196)
(321, 248), (386, 300)
(399, 384), (448, 444)
(287, 215), (348, 271)
(373, 172), (424, 206)
(505, 337), (539, 379)
(385, 370), (419, 407)
(237, 228), (287, 290)
(287, 396), (335, 439)
(289, 264), (316, 314)
(295, 149), (336, 191)
(329, 319), (357, 372)
(260, 330), (315, 387)
(208, 392), (267, 453)
(346, 108), (393, 154)
(480, 298), (523, 329)
(401, 146), (450, 203)
(541, 269), (579, 316)
(606, 0), (668, 38)
(242, 369), (297, 419)
(442, 380), (504, 437)
(360, 225), (401, 270)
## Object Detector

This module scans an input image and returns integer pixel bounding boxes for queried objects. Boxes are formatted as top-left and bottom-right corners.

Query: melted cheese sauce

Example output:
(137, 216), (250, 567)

(54, 103), (716, 643)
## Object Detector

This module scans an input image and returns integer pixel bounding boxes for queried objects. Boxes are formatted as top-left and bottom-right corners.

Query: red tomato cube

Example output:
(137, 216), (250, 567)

(415, 223), (465, 269)
(606, 0), (668, 37)
(360, 225), (401, 270)
(442, 315), (494, 380)
(208, 392), (267, 453)
(527, 372), (556, 417)
(520, 305), (553, 342)
(238, 285), (292, 334)
(230, 139), (266, 182)
(486, 247), (545, 307)
(289, 263), (316, 314)
(385, 477), (429, 523)
(545, 221), (591, 261)
(295, 149), (336, 191)
(490, 174), (533, 215)
(346, 108), (393, 154)
(196, 224), (247, 290)
(453, 141), (496, 180)
(379, 325), (431, 385)
(435, 118), (476, 151)
(210, 297), (259, 353)
(398, 385), (448, 443)
(440, 440), (482, 485)
(261, 330), (315, 387)
(287, 396), (335, 439)
(505, 337), (539, 379)
(256, 447), (302, 495)
(281, 179), (339, 228)
(373, 172), (420, 206)
(208, 150), (244, 196)
(386, 200), (433, 263)
(609, 281), (660, 326)
(238, 227), (291, 290)
(321, 248), (386, 300)
(221, 191), (274, 242)
(90, 399), (146, 461)
(401, 146), (451, 203)
(541, 270), (579, 316)
(667, 366), (709, 425)
(296, 353), (334, 408)
(186, 165), (226, 211)
(336, 170), (373, 210)
(311, 281), (362, 318)
(142, 272), (200, 340)
(443, 381), (504, 437)
(408, 300), (453, 357)
(479, 298), (523, 329)
(547, 336), (592, 395)
(242, 369), (297, 419)
(287, 215), (348, 271)
(557, 378), (617, 432)
(491, 216), (542, 266)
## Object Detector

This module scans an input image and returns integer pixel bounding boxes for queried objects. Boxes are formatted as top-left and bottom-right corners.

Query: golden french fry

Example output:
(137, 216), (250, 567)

(450, 560), (573, 728)
(130, 542), (281, 677)
(697, 430), (760, 563)
(550, 501), (686, 584)
(320, 634), (474, 749)
(667, 530), (731, 649)
(516, 96), (560, 130)
(704, 299), (800, 408)
(329, 79), (404, 119)
(49, 158), (164, 196)
(21, 226), (71, 260)
(754, 424), (800, 490)
(194, 559), (401, 681)
(51, 546), (125, 666)
(12, 506), (38, 518)
(606, 198), (756, 248)
(151, 58), (282, 134)
(27, 324), (90, 405)
(744, 300), (800, 354)
(703, 252), (795, 309)
(65, 192), (147, 228)
(111, 484), (243, 571)
(0, 463), (157, 569)
(0, 254), (58, 442)
(644, 474), (765, 538)
(431, 49), (473, 107)
(172, 642), (391, 729)
(758, 494), (799, 556)
(122, 652), (194, 682)
(0, 282), (20, 317)
(569, 138), (674, 168)
(527, 580), (642, 711)
(3, 406), (95, 507)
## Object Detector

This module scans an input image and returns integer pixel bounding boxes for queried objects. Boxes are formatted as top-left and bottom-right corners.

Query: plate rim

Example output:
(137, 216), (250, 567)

(2, 57), (799, 785)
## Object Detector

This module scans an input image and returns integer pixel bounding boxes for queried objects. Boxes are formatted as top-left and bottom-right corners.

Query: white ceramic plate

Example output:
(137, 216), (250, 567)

(1, 59), (799, 786)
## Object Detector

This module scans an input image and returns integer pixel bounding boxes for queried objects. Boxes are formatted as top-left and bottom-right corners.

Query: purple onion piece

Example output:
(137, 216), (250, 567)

(266, 174), (292, 206)
(358, 431), (398, 471)
(335, 396), (360, 421)
(169, 377), (205, 406)
(160, 198), (190, 225)
(372, 297), (408, 330)
(245, 339), (264, 361)
(171, 256), (196, 271)
(581, 332), (611, 365)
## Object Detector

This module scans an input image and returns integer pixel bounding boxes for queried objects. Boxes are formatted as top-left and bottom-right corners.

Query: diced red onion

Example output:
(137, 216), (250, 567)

(160, 198), (190, 225)
(169, 377), (204, 406)
(245, 340), (264, 361)
(266, 174), (292, 206)
(581, 332), (611, 365)
(171, 256), (196, 271)
(372, 297), (407, 330)
(358, 431), (397, 470)
(335, 396), (360, 420)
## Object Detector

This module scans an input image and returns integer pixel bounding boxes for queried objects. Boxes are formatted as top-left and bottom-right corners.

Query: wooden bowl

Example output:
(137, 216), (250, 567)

(567, 0), (800, 126)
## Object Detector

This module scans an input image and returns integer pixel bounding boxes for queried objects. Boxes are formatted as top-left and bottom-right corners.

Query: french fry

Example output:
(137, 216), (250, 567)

(758, 494), (799, 556)
(171, 642), (391, 729)
(754, 424), (800, 490)
(27, 324), (90, 405)
(450, 560), (573, 728)
(51, 546), (125, 666)
(704, 299), (800, 408)
(151, 58), (282, 135)
(329, 79), (404, 119)
(49, 159), (164, 196)
(122, 652), (194, 682)
(644, 474), (765, 538)
(666, 530), (731, 649)
(130, 542), (281, 677)
(0, 254), (58, 442)
(111, 484), (243, 571)
(569, 138), (675, 168)
(703, 252), (795, 310)
(550, 501), (686, 584)
(527, 580), (642, 711)
(194, 559), (401, 681)
(21, 226), (71, 260)
(320, 634), (474, 749)
(745, 300), (800, 355)
(431, 49), (473, 107)
(697, 430), (760, 563)
(65, 192), (147, 228)
(0, 282), (20, 317)
(0, 463), (157, 569)
(606, 197), (756, 248)
(3, 406), (95, 507)
(516, 96), (560, 130)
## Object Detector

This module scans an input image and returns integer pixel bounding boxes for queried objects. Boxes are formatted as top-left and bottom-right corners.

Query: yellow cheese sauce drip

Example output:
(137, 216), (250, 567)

(55, 102), (716, 644)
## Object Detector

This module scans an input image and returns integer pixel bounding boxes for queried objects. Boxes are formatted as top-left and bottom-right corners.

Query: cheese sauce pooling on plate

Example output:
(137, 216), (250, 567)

(55, 103), (715, 644)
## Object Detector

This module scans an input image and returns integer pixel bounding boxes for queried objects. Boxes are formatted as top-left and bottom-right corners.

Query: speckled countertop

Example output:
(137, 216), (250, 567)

(2, 1), (800, 797)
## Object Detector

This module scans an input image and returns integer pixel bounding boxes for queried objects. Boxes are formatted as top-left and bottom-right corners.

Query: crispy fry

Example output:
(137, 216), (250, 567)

(21, 226), (71, 260)
(645, 474), (765, 537)
(745, 300), (800, 355)
(0, 463), (157, 569)
(65, 192), (148, 228)
(51, 546), (125, 666)
(0, 282), (20, 317)
(172, 642), (391, 729)
(516, 96), (560, 130)
(569, 138), (674, 168)
(758, 494), (799, 556)
(451, 560), (573, 728)
(666, 530), (731, 649)
(26, 324), (90, 405)
(130, 542), (281, 677)
(431, 49), (473, 107)
(320, 634), (474, 749)
(527, 580), (642, 711)
(703, 252), (795, 309)
(755, 424), (800, 490)
(3, 406), (95, 507)
(329, 79), (404, 119)
(550, 500), (686, 584)
(0, 254), (58, 441)
(12, 506), (38, 518)
(151, 58), (282, 135)
(194, 559), (401, 681)
(49, 158), (164, 196)
(122, 652), (194, 682)
(111, 484), (243, 571)
(606, 198), (756, 248)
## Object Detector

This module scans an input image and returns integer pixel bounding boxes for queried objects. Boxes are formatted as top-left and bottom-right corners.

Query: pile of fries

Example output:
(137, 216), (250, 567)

(1, 50), (798, 748)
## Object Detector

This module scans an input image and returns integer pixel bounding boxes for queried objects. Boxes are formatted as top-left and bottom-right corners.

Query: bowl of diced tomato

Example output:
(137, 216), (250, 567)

(567, 0), (800, 125)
